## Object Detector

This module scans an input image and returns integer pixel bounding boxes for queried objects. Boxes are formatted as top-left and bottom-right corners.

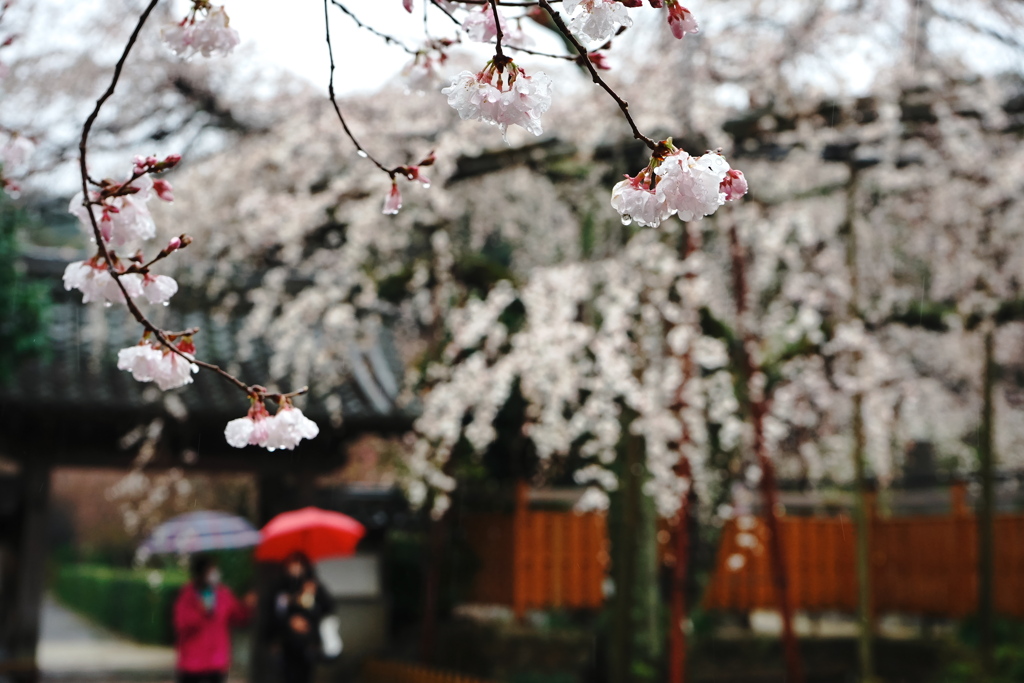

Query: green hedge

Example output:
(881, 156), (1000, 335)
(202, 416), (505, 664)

(54, 552), (255, 645)
(53, 564), (188, 645)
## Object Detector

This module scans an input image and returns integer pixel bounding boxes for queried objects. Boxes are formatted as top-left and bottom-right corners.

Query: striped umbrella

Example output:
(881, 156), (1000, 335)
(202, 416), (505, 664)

(140, 510), (261, 554)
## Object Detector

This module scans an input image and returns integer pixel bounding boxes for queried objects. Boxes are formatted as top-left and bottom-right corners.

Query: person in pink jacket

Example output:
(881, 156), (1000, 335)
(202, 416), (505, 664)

(173, 555), (256, 683)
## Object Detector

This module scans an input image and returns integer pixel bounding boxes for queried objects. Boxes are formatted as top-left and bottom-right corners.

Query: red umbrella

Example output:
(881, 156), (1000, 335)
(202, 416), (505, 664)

(255, 506), (366, 562)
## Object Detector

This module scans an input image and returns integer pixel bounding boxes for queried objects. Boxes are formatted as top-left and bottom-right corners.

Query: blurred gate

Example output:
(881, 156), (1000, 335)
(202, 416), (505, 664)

(463, 485), (608, 615)
(705, 503), (1024, 617)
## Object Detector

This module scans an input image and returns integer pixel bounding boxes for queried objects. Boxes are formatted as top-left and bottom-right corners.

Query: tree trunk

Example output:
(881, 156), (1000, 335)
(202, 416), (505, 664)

(727, 223), (803, 683)
(852, 393), (875, 683)
(842, 164), (875, 683)
(610, 421), (642, 683)
(667, 490), (691, 683)
(752, 404), (804, 683)
(978, 325), (995, 671)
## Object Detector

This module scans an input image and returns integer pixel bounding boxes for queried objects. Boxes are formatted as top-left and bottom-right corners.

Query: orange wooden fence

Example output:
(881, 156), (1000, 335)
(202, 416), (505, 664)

(362, 660), (495, 683)
(463, 486), (608, 615)
(705, 513), (1024, 617)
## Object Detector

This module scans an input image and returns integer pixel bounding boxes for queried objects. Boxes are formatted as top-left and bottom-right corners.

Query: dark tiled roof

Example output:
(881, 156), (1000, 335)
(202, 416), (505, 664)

(2, 300), (408, 420)
(0, 297), (414, 466)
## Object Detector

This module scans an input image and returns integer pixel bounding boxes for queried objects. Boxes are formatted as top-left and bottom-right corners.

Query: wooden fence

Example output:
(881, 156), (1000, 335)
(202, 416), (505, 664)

(704, 512), (1024, 617)
(463, 486), (608, 615)
(362, 660), (496, 683)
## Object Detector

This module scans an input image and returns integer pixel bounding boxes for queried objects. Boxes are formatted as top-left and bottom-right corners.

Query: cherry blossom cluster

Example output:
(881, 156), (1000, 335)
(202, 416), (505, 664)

(0, 129), (33, 195)
(405, 235), (744, 517)
(611, 143), (748, 227)
(224, 399), (319, 451)
(561, 0), (697, 45)
(442, 60), (553, 142)
(64, 156), (182, 305)
(161, 0), (240, 59)
(118, 334), (199, 391)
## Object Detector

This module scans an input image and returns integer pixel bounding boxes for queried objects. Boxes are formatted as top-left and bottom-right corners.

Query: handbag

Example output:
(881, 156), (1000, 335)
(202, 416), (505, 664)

(319, 615), (343, 659)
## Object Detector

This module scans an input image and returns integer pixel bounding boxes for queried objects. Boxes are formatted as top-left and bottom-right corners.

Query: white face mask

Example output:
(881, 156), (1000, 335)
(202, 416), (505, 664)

(207, 568), (222, 586)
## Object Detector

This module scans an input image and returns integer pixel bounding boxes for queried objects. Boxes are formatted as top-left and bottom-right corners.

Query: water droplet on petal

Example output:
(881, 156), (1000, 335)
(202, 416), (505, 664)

(356, 150), (368, 158)
(104, 301), (113, 308)
(163, 302), (170, 307)
(422, 182), (431, 189)
(620, 214), (633, 226)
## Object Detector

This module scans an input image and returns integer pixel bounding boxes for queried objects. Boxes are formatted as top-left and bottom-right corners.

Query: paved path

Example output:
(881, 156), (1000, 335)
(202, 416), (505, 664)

(38, 595), (175, 679)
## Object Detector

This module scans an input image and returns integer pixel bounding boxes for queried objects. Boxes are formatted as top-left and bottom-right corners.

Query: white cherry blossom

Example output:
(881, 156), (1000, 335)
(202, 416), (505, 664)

(461, 7), (532, 48)
(442, 64), (553, 142)
(265, 405), (320, 451)
(142, 274), (178, 304)
(224, 403), (273, 448)
(63, 260), (144, 304)
(654, 150), (731, 222)
(69, 174), (158, 248)
(117, 340), (198, 390)
(610, 174), (669, 227)
(162, 5), (240, 59)
(561, 0), (633, 47)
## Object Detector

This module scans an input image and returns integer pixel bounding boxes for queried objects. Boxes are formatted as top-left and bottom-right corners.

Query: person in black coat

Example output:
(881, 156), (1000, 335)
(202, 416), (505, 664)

(266, 552), (335, 683)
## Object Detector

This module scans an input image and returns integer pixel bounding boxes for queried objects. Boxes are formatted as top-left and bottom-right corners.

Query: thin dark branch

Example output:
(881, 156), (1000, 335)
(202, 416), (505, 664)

(323, 0), (397, 176)
(933, 7), (1024, 52)
(488, 0), (506, 62)
(508, 43), (576, 60)
(431, 0), (462, 25)
(330, 0), (418, 55)
(76, 0), (297, 400)
(536, 0), (657, 150)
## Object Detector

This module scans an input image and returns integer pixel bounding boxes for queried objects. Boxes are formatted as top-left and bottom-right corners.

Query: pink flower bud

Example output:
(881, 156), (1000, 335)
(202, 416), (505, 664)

(403, 0), (413, 12)
(163, 153), (182, 168)
(589, 53), (612, 70)
(648, 0), (664, 7)
(153, 178), (174, 202)
(166, 236), (182, 252)
(382, 182), (402, 215)
(666, 2), (698, 39)
(720, 169), (748, 201)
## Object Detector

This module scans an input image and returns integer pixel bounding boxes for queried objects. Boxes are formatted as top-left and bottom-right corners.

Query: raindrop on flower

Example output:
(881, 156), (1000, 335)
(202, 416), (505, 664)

(357, 150), (369, 158)
(620, 214), (632, 226)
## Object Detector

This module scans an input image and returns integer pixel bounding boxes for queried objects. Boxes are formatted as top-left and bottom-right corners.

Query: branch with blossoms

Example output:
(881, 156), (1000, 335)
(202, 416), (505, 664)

(0, 2), (36, 196)
(67, 0), (317, 452)
(60, 0), (744, 456)
(314, 0), (729, 216)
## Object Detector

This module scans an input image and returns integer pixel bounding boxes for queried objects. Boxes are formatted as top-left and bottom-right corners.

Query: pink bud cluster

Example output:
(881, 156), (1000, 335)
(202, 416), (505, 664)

(442, 61), (553, 143)
(64, 154), (185, 307)
(161, 2), (240, 59)
(382, 151), (435, 216)
(117, 336), (199, 391)
(611, 146), (747, 227)
(224, 400), (320, 451)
